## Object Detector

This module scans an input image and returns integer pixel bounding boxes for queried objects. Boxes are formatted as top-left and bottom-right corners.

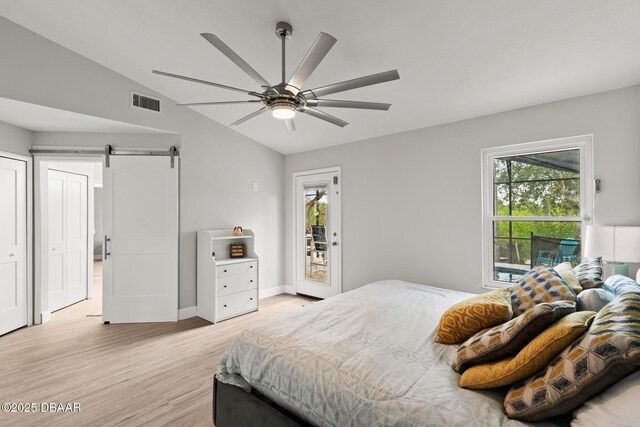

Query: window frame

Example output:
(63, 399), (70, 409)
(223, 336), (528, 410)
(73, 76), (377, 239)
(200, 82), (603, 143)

(481, 135), (594, 289)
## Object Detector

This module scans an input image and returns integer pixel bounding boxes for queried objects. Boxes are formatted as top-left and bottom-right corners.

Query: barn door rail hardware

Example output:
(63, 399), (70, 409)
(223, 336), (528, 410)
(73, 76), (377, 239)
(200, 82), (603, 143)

(29, 146), (180, 168)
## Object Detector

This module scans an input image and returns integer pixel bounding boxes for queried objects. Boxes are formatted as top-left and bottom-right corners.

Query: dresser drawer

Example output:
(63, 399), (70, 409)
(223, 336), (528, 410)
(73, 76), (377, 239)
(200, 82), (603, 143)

(216, 261), (257, 278)
(217, 289), (258, 320)
(217, 271), (257, 297)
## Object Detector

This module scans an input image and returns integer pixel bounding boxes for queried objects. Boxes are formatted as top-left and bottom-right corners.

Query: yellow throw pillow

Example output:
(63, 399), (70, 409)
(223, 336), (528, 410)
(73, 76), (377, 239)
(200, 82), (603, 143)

(459, 311), (595, 389)
(435, 288), (512, 344)
(553, 262), (582, 294)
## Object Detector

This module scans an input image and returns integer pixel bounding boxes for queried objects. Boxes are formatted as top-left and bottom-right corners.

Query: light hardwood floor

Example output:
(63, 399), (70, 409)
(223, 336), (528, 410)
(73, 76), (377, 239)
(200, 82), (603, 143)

(0, 263), (312, 426)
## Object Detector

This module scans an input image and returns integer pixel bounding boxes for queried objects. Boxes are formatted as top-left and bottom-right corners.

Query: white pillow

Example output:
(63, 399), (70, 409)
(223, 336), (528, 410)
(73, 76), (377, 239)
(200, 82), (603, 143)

(571, 370), (640, 427)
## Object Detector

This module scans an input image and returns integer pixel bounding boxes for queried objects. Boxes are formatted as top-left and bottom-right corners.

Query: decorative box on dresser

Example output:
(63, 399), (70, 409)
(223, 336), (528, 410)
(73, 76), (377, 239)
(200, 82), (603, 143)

(197, 229), (258, 323)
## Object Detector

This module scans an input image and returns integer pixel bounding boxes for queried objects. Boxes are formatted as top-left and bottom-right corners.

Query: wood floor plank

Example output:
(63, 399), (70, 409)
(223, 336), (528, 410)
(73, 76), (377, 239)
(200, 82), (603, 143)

(0, 270), (312, 427)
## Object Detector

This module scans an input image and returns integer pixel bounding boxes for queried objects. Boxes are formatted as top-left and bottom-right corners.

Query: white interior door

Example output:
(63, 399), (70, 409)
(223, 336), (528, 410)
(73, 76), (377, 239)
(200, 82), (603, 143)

(48, 170), (88, 311)
(0, 156), (27, 335)
(65, 172), (88, 305)
(103, 156), (178, 323)
(295, 171), (341, 299)
(48, 170), (67, 311)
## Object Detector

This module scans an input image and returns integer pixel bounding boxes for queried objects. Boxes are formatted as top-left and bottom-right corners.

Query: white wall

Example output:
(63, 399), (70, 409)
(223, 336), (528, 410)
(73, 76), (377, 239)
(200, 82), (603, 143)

(0, 120), (32, 156)
(0, 16), (285, 311)
(285, 86), (640, 294)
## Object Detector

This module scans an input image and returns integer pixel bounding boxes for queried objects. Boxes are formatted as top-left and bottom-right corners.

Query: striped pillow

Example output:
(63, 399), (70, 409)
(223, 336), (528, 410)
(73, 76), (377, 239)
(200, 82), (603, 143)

(573, 257), (604, 289)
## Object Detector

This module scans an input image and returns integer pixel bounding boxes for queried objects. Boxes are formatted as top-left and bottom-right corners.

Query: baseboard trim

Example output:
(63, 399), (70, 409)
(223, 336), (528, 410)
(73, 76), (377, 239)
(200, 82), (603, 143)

(284, 285), (296, 295)
(178, 306), (197, 320)
(259, 286), (287, 299)
(93, 254), (102, 260)
(41, 310), (51, 323)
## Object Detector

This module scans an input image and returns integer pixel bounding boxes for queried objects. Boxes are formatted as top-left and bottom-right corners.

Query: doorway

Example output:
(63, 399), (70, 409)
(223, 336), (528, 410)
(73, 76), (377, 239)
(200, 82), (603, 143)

(294, 168), (341, 299)
(42, 160), (102, 316)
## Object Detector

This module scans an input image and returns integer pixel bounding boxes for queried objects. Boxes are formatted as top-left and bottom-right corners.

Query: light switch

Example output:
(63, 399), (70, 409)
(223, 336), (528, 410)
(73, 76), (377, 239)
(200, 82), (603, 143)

(252, 181), (259, 192)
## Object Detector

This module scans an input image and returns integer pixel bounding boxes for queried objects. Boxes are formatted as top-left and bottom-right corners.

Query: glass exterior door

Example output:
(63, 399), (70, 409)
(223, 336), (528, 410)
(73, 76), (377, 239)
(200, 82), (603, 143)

(304, 184), (329, 284)
(295, 171), (341, 299)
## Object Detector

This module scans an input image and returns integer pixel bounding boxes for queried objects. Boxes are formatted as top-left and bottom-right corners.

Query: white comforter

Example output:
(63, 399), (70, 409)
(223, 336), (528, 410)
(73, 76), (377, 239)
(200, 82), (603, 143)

(217, 280), (550, 426)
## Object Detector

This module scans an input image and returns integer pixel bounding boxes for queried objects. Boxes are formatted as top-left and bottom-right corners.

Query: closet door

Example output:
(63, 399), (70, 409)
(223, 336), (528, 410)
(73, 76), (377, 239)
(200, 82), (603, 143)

(0, 157), (27, 336)
(49, 170), (88, 312)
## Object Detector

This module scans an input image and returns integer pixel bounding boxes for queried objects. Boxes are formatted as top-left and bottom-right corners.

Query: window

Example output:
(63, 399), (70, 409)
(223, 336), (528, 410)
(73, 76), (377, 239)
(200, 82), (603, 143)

(482, 135), (593, 288)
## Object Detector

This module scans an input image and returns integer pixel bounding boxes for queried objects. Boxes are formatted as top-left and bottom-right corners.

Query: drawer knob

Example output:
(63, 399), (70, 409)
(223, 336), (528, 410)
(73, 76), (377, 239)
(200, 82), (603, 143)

(224, 304), (227, 308)
(224, 269), (227, 273)
(223, 285), (227, 288)
(250, 266), (254, 269)
(250, 298), (254, 301)
(250, 280), (253, 283)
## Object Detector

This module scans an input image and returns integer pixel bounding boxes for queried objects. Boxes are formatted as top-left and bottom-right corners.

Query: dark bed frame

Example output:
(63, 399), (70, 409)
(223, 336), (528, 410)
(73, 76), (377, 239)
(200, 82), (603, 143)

(213, 376), (310, 427)
(214, 375), (573, 427)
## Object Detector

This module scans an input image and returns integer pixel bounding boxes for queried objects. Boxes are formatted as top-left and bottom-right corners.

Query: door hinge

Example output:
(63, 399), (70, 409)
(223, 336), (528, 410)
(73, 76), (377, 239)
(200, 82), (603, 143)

(333, 176), (338, 185)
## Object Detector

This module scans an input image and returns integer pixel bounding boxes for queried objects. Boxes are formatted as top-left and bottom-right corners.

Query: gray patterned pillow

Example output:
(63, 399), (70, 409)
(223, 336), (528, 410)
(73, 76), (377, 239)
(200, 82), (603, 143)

(573, 257), (603, 289)
(504, 292), (640, 421)
(453, 300), (576, 373)
(577, 288), (613, 312)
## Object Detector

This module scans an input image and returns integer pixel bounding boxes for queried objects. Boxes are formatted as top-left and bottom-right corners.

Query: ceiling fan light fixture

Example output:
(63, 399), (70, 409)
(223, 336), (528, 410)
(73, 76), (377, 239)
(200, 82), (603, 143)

(271, 105), (296, 120)
(156, 21), (399, 130)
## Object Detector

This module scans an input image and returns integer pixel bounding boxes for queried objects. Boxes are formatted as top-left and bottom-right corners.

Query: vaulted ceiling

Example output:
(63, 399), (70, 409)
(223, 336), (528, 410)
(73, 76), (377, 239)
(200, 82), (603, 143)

(1, 1), (640, 154)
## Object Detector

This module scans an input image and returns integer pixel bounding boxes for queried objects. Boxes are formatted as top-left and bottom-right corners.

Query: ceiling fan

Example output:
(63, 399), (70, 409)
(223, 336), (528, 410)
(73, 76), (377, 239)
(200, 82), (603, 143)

(152, 21), (399, 131)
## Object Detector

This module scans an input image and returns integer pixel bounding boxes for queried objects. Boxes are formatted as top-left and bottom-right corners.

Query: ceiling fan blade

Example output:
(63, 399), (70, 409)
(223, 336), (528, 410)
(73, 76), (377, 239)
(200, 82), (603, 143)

(301, 70), (400, 99)
(262, 85), (279, 95)
(176, 100), (261, 106)
(305, 99), (391, 111)
(284, 118), (295, 131)
(302, 108), (349, 128)
(201, 33), (271, 88)
(286, 32), (337, 95)
(230, 107), (267, 126)
(153, 70), (262, 96)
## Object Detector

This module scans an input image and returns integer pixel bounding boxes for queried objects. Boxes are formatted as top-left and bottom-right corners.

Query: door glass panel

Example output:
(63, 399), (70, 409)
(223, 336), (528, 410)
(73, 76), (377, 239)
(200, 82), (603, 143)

(304, 184), (329, 284)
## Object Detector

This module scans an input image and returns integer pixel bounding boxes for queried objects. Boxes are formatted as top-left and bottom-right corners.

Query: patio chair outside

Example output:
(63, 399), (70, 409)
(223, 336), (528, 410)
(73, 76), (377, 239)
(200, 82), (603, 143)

(531, 235), (581, 268)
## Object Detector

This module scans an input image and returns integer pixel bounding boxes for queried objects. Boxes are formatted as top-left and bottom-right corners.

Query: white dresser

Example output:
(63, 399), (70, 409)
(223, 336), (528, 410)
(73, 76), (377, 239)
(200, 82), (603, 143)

(196, 229), (259, 323)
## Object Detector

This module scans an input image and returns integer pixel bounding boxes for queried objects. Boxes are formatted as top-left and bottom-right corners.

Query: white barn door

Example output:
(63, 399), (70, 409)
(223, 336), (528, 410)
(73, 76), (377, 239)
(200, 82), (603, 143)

(103, 156), (178, 323)
(0, 157), (27, 335)
(48, 170), (88, 312)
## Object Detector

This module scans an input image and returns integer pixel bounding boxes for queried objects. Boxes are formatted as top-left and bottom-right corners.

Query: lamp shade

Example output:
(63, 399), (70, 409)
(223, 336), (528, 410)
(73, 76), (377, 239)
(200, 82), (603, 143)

(584, 225), (614, 260)
(613, 226), (640, 263)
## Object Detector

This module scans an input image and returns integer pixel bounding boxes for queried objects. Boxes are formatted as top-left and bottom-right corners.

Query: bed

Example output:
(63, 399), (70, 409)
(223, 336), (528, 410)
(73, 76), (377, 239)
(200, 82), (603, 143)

(215, 280), (564, 426)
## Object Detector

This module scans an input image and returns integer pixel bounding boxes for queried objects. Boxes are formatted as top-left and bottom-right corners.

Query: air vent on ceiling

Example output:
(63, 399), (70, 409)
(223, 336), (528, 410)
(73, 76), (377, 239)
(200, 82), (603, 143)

(131, 92), (161, 112)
